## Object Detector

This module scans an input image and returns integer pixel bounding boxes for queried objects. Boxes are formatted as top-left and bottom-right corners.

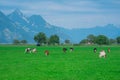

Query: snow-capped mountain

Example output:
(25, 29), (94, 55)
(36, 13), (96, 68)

(8, 9), (29, 26)
(0, 10), (33, 43)
(0, 11), (17, 43)
(0, 9), (120, 43)
(0, 9), (70, 43)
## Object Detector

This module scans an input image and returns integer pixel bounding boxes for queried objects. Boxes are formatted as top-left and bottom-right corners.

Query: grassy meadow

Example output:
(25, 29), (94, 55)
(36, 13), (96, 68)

(0, 45), (120, 80)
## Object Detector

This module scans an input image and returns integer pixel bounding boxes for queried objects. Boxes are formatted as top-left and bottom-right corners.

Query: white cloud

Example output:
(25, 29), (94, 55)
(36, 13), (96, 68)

(1, 0), (120, 29)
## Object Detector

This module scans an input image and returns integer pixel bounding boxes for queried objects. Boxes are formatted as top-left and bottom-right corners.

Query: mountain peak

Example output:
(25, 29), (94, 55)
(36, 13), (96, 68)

(29, 15), (46, 26)
(13, 9), (23, 16)
(30, 15), (45, 21)
(15, 8), (21, 12)
(8, 9), (24, 17)
(8, 9), (29, 25)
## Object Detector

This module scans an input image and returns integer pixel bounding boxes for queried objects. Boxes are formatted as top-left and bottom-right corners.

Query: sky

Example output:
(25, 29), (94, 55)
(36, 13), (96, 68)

(0, 0), (120, 29)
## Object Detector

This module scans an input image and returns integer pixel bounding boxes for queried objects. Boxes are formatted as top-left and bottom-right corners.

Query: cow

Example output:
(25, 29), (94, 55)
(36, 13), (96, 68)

(93, 48), (97, 53)
(44, 50), (49, 56)
(36, 43), (40, 46)
(63, 48), (67, 53)
(99, 50), (106, 58)
(70, 47), (74, 52)
(107, 48), (110, 53)
(32, 48), (37, 53)
(25, 48), (37, 54)
(25, 48), (32, 53)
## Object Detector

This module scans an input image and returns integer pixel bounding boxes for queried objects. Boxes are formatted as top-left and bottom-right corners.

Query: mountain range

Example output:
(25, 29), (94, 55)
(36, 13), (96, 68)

(0, 9), (120, 43)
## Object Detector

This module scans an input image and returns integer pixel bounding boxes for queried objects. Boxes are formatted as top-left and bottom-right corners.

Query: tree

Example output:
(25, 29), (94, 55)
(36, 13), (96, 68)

(21, 40), (27, 44)
(65, 39), (70, 44)
(96, 35), (109, 45)
(109, 38), (116, 44)
(116, 36), (120, 44)
(13, 39), (20, 45)
(87, 34), (96, 44)
(49, 35), (59, 45)
(79, 39), (88, 44)
(34, 32), (47, 44)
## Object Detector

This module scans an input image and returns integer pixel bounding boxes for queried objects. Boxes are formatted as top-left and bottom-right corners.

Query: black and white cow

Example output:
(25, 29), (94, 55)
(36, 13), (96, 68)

(93, 48), (97, 53)
(70, 47), (74, 52)
(25, 48), (37, 53)
(63, 48), (67, 53)
(25, 48), (32, 53)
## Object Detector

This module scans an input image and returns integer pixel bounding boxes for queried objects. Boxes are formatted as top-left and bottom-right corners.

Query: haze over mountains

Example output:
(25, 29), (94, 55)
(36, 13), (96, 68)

(0, 9), (120, 43)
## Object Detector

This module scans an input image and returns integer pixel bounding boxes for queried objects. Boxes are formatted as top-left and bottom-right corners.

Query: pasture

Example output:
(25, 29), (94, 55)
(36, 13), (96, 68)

(0, 45), (120, 80)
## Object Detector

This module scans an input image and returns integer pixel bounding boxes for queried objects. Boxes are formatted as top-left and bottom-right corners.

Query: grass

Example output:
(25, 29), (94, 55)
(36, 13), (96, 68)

(0, 45), (120, 80)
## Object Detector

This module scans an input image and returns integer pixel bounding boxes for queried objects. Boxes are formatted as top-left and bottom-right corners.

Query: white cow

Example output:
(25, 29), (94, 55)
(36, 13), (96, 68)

(99, 50), (106, 58)
(32, 48), (37, 53)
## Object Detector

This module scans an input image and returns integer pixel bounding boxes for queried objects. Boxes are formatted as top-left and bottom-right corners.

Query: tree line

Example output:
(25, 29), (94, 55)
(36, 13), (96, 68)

(12, 32), (60, 45)
(80, 34), (120, 45)
(12, 32), (120, 45)
(34, 32), (60, 45)
(13, 39), (27, 45)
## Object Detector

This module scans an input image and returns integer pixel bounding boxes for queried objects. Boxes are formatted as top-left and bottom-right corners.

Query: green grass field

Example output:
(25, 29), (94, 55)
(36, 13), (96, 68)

(0, 45), (120, 80)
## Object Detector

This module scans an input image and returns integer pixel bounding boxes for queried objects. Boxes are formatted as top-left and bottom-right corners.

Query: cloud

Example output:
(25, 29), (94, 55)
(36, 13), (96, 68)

(0, 0), (100, 14)
(1, 0), (120, 14)
(0, 0), (120, 29)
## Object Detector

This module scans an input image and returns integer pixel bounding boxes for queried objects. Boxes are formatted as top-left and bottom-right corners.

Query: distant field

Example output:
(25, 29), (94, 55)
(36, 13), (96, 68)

(0, 45), (120, 80)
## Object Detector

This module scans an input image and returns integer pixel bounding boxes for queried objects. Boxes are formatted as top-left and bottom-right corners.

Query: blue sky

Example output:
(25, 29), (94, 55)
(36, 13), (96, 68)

(0, 0), (120, 29)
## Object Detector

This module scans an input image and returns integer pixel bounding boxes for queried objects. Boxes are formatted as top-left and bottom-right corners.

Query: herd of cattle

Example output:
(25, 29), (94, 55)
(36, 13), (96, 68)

(24, 48), (50, 56)
(25, 47), (110, 58)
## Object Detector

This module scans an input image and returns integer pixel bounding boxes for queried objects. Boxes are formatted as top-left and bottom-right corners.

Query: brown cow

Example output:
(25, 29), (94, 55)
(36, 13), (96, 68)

(107, 48), (110, 53)
(44, 50), (49, 56)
